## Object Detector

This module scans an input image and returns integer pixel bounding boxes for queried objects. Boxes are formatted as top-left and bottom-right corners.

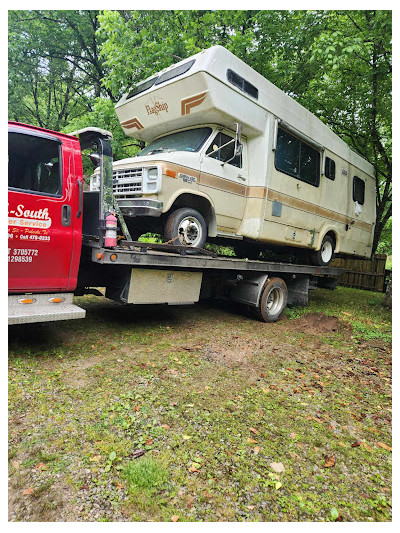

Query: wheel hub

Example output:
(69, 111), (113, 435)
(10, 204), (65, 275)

(178, 217), (202, 246)
(265, 286), (284, 314)
(321, 241), (333, 263)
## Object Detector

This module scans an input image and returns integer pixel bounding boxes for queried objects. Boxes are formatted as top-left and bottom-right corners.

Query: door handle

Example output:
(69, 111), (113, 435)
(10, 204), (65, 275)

(237, 174), (246, 181)
(77, 179), (83, 218)
(62, 204), (71, 227)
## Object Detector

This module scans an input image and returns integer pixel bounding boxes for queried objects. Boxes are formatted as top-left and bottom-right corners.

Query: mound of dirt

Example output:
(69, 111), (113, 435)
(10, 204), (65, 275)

(291, 312), (339, 334)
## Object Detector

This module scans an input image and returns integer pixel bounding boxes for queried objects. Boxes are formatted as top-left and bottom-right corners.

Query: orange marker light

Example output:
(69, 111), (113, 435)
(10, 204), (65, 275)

(110, 254), (117, 262)
(18, 298), (35, 304)
(49, 297), (64, 303)
(97, 252), (103, 260)
(165, 169), (176, 178)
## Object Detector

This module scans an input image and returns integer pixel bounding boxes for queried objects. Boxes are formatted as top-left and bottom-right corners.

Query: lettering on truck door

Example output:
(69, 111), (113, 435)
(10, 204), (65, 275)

(8, 128), (76, 292)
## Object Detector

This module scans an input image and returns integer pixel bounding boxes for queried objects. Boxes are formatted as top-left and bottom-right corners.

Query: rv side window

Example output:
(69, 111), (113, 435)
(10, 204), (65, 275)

(325, 157), (336, 180)
(155, 59), (195, 85)
(275, 127), (320, 187)
(206, 132), (242, 168)
(227, 69), (258, 99)
(8, 132), (62, 197)
(127, 76), (158, 100)
(353, 176), (365, 205)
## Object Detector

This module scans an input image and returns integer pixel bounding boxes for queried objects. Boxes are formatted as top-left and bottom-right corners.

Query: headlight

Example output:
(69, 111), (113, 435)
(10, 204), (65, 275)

(147, 167), (158, 181)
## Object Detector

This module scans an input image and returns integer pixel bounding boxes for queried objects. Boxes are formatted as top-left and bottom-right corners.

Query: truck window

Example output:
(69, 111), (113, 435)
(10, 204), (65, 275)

(206, 132), (242, 168)
(8, 132), (62, 196)
(138, 127), (212, 156)
(353, 176), (365, 205)
(275, 126), (320, 187)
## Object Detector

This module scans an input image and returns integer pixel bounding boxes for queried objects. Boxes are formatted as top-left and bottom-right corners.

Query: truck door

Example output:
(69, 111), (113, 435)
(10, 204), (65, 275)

(199, 130), (247, 233)
(8, 126), (78, 292)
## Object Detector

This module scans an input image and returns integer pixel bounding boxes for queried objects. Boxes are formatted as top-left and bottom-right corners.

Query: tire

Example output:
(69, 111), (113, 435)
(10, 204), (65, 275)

(164, 208), (207, 248)
(254, 277), (288, 322)
(311, 235), (335, 266)
(233, 243), (261, 260)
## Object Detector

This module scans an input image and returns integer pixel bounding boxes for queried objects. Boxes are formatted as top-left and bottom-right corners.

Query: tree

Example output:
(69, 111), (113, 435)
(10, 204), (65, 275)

(8, 10), (111, 130)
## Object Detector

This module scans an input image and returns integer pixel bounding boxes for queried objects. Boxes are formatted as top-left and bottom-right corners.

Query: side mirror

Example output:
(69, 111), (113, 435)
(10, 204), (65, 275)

(89, 153), (100, 167)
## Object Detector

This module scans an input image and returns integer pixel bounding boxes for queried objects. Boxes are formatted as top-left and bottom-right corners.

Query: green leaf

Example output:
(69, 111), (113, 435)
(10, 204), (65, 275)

(330, 508), (339, 521)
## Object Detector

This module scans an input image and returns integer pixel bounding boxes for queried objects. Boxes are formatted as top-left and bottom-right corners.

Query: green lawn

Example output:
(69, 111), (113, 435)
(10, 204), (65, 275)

(8, 287), (392, 522)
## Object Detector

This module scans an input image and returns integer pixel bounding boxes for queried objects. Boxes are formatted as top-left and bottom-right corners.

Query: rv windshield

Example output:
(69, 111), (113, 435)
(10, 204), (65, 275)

(138, 127), (212, 156)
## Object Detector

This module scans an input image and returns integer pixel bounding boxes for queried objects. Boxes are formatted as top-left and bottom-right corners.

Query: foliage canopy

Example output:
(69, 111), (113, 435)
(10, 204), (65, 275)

(8, 9), (392, 253)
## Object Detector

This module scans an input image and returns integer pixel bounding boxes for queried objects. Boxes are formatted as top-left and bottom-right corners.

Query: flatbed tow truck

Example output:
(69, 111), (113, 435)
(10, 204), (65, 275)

(8, 123), (342, 325)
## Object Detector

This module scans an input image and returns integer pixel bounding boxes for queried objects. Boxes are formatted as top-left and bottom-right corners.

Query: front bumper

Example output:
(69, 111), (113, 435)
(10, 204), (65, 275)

(117, 198), (163, 217)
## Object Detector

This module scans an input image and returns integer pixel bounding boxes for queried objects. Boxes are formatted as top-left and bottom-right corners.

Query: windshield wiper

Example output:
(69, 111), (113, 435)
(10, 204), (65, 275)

(147, 148), (166, 155)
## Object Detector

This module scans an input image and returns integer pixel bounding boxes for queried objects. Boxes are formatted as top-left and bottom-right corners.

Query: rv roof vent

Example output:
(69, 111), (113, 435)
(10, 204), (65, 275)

(227, 69), (258, 100)
(155, 59), (196, 86)
(127, 76), (158, 100)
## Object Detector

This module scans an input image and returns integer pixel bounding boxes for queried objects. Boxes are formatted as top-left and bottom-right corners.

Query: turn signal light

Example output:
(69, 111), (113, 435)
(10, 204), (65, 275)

(165, 169), (176, 178)
(18, 298), (36, 304)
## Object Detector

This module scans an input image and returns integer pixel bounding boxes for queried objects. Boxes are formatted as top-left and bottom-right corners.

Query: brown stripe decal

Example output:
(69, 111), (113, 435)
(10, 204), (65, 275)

(181, 91), (207, 116)
(199, 172), (246, 196)
(246, 186), (267, 199)
(121, 117), (144, 130)
(129, 158), (372, 233)
(266, 189), (373, 232)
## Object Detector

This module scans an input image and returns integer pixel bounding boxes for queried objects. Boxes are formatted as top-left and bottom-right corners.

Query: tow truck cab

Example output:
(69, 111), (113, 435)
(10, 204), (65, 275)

(8, 122), (84, 293)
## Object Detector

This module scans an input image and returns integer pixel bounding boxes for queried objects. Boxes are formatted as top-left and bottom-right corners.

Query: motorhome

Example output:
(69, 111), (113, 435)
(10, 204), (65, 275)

(93, 45), (376, 265)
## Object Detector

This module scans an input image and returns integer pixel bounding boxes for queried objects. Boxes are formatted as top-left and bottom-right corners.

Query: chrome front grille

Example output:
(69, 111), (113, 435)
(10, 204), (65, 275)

(113, 167), (143, 197)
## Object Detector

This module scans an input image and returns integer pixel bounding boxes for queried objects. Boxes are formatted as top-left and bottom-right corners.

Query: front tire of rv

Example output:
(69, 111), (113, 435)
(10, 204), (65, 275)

(164, 208), (207, 248)
(254, 277), (288, 323)
(311, 234), (335, 266)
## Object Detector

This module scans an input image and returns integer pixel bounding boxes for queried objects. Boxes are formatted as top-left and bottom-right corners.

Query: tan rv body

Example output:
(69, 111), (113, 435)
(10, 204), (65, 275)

(106, 46), (375, 257)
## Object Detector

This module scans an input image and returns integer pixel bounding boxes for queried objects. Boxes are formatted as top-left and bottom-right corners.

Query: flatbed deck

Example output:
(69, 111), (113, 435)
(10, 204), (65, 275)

(84, 239), (343, 277)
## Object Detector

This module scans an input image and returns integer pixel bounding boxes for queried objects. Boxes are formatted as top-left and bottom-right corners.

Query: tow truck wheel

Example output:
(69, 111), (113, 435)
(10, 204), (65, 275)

(311, 235), (335, 266)
(254, 277), (288, 322)
(164, 208), (207, 248)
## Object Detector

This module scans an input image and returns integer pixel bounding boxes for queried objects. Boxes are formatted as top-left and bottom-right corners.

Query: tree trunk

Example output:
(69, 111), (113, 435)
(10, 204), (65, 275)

(382, 273), (392, 309)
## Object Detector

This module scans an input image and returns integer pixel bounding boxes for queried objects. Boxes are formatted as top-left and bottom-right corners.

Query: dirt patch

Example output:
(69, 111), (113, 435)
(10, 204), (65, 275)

(200, 334), (268, 367)
(290, 312), (340, 334)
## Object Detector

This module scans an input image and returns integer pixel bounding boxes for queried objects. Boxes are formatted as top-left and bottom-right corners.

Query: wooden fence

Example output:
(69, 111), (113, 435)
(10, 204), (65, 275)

(330, 254), (388, 292)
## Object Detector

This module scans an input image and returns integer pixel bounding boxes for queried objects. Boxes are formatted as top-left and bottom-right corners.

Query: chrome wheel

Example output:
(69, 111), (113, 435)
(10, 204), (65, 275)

(265, 286), (285, 315)
(178, 216), (203, 246)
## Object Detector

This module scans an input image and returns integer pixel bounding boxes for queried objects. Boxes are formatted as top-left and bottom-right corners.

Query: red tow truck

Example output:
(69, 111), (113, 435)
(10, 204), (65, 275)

(8, 121), (342, 325)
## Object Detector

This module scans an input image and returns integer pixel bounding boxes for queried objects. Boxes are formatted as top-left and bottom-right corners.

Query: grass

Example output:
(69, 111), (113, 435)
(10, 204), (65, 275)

(123, 458), (169, 491)
(8, 286), (391, 522)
